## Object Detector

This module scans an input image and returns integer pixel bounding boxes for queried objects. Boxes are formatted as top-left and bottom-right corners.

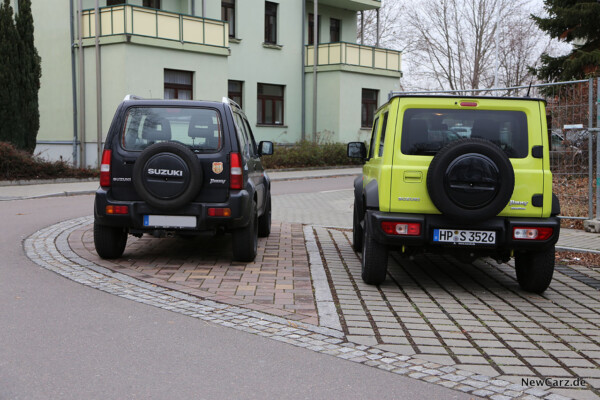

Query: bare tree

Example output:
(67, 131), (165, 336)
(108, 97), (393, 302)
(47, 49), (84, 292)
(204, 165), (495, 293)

(360, 0), (554, 91)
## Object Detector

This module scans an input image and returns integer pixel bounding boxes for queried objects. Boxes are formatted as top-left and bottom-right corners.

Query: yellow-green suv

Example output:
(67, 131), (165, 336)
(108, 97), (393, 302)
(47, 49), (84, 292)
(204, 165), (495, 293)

(348, 95), (560, 293)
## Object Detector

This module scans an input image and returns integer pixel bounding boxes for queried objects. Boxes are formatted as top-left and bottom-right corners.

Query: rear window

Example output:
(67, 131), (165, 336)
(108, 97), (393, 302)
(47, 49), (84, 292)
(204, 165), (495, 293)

(401, 108), (528, 158)
(121, 107), (222, 152)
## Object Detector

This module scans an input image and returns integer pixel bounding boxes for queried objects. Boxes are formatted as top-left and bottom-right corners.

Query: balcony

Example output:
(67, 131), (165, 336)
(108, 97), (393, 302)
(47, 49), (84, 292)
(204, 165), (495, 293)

(305, 42), (401, 76)
(315, 0), (381, 11)
(81, 5), (229, 54)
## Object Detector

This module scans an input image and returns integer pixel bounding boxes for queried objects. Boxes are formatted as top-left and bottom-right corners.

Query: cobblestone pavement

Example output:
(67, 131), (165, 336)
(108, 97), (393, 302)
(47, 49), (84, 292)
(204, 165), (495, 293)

(70, 222), (319, 325)
(313, 226), (600, 400)
(25, 213), (600, 400)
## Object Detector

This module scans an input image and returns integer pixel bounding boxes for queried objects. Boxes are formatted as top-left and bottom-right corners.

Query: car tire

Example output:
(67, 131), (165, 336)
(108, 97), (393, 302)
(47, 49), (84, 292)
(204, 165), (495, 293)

(352, 199), (363, 252)
(514, 246), (555, 294)
(94, 222), (128, 259)
(133, 141), (203, 211)
(427, 138), (514, 221)
(232, 201), (258, 262)
(361, 216), (388, 285)
(258, 194), (271, 238)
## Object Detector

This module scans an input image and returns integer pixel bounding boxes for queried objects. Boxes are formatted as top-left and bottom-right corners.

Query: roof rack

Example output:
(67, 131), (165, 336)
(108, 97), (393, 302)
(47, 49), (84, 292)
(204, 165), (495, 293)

(222, 96), (242, 111)
(123, 94), (143, 101)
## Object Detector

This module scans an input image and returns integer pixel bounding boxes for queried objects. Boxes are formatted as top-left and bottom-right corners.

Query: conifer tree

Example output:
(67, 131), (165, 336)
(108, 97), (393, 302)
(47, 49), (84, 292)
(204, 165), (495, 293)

(0, 0), (21, 148)
(532, 0), (600, 81)
(16, 0), (41, 153)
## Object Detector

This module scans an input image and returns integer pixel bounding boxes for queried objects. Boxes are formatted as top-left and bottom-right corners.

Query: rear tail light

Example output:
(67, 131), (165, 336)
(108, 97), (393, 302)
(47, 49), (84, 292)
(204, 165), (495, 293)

(381, 222), (421, 236)
(100, 149), (112, 187)
(230, 152), (243, 190)
(208, 208), (231, 217)
(460, 101), (478, 107)
(513, 227), (553, 241)
(105, 205), (129, 215)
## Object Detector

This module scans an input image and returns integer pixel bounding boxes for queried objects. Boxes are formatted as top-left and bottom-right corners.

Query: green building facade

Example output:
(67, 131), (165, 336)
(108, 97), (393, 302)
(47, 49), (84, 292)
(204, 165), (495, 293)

(22, 0), (401, 167)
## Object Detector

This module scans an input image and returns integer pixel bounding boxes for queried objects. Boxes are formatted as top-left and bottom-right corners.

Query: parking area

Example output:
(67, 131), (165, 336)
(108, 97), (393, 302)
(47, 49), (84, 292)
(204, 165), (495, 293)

(22, 185), (600, 400)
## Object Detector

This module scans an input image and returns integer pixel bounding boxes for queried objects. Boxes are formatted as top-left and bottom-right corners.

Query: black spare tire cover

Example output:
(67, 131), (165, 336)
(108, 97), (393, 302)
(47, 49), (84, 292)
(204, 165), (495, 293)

(426, 138), (514, 221)
(133, 142), (203, 210)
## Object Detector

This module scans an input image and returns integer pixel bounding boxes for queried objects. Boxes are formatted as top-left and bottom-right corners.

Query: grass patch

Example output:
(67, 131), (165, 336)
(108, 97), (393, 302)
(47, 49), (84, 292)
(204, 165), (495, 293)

(0, 141), (98, 181)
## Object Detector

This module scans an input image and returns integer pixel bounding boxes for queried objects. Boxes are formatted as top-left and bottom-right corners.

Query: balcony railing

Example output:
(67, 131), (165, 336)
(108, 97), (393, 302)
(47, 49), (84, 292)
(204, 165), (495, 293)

(81, 5), (229, 48)
(305, 42), (401, 73)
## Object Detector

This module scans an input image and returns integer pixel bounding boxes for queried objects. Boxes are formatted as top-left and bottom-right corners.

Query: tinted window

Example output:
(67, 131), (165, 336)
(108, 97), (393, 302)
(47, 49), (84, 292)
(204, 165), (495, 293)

(121, 107), (222, 152)
(368, 117), (380, 159)
(401, 109), (528, 158)
(379, 112), (388, 157)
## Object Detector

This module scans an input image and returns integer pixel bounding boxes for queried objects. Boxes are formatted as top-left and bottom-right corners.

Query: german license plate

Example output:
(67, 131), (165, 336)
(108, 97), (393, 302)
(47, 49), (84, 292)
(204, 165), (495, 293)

(433, 229), (496, 245)
(143, 215), (196, 228)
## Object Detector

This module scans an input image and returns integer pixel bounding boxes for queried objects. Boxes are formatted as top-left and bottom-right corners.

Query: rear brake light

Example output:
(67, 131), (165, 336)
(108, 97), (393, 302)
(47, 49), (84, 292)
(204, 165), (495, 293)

(106, 205), (129, 215)
(208, 208), (231, 217)
(100, 149), (112, 187)
(381, 222), (421, 236)
(460, 101), (478, 107)
(230, 152), (243, 190)
(513, 227), (553, 240)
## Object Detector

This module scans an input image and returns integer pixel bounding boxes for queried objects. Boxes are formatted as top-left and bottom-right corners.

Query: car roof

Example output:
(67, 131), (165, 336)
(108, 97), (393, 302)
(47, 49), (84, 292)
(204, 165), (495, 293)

(378, 94), (546, 115)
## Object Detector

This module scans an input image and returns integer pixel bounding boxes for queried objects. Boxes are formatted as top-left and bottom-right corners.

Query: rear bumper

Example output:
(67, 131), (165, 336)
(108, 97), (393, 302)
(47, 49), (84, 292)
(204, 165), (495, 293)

(94, 187), (252, 231)
(367, 211), (560, 252)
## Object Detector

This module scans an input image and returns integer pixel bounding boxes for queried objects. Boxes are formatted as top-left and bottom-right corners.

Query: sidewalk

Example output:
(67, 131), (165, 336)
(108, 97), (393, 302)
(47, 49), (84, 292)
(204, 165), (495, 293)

(2, 166), (598, 254)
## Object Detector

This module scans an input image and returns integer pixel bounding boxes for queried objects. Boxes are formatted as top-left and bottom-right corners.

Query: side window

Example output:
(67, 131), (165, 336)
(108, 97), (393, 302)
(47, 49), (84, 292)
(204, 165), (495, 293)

(368, 117), (380, 159)
(243, 118), (258, 155)
(378, 112), (389, 157)
(234, 113), (254, 158)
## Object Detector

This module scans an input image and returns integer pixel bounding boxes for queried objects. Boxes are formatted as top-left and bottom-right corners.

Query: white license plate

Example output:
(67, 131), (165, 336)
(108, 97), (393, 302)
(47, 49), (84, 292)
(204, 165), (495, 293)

(143, 215), (196, 228)
(433, 229), (496, 245)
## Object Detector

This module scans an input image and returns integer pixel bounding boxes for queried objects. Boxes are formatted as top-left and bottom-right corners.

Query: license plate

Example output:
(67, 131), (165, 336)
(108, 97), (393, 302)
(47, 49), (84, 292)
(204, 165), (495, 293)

(433, 229), (496, 245)
(143, 215), (196, 228)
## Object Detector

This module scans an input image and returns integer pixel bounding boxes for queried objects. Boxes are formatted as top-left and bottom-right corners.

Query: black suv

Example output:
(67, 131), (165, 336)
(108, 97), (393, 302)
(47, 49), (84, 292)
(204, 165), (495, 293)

(94, 96), (273, 262)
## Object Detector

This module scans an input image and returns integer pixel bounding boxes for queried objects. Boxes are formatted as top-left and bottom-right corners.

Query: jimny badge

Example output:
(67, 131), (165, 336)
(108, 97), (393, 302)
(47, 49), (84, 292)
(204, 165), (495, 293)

(212, 162), (224, 174)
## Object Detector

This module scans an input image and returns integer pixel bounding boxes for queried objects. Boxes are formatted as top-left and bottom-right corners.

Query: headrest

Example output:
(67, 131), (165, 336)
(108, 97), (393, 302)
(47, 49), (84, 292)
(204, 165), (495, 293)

(142, 118), (171, 141)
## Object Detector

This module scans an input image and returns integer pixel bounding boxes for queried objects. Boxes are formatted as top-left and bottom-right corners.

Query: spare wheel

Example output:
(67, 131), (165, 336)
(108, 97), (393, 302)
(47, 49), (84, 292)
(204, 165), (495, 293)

(426, 138), (514, 221)
(133, 142), (203, 210)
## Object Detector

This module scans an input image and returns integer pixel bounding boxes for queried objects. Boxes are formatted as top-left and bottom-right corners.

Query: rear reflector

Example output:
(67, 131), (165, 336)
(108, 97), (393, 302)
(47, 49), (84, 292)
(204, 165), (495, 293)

(100, 149), (112, 187)
(381, 222), (421, 236)
(208, 208), (231, 217)
(513, 227), (553, 241)
(106, 205), (129, 215)
(230, 152), (243, 190)
(460, 101), (478, 107)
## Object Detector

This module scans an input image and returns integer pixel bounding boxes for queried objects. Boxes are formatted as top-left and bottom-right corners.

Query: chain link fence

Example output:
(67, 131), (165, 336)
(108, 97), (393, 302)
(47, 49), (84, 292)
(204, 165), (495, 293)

(391, 79), (600, 227)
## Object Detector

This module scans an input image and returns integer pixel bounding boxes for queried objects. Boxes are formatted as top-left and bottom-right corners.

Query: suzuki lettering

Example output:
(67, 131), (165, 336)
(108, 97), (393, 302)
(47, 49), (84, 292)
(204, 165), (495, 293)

(147, 169), (183, 177)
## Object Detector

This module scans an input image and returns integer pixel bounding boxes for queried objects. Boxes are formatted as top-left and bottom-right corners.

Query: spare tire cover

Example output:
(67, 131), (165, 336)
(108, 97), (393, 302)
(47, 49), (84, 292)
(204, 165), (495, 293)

(133, 142), (203, 210)
(426, 138), (514, 221)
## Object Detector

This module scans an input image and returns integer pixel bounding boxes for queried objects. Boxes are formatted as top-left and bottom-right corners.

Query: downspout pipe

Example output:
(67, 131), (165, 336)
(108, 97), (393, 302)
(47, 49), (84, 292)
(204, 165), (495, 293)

(312, 0), (318, 143)
(70, 0), (78, 165)
(95, 0), (102, 168)
(77, 0), (86, 168)
(301, 0), (305, 141)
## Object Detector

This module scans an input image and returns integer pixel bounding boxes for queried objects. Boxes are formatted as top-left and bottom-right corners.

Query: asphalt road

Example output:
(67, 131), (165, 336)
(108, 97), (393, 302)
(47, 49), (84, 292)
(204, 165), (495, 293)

(1, 190), (471, 399)
(271, 175), (356, 195)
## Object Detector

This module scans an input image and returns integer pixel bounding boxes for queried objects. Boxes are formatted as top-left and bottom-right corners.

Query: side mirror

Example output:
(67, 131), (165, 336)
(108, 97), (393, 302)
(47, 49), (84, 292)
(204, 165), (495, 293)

(347, 142), (366, 160)
(258, 141), (274, 156)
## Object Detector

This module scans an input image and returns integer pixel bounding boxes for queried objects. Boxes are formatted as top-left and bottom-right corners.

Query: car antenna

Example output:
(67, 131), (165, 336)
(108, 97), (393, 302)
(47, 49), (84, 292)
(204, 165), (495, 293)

(525, 78), (534, 98)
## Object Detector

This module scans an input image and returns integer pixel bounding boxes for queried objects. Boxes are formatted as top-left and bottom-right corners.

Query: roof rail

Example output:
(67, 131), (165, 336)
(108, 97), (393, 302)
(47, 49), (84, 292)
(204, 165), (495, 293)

(123, 94), (143, 101)
(222, 96), (242, 111)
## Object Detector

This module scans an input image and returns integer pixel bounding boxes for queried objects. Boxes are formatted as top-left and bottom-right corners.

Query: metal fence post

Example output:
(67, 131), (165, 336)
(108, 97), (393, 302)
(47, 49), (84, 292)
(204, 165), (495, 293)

(597, 78), (600, 219)
(589, 78), (594, 219)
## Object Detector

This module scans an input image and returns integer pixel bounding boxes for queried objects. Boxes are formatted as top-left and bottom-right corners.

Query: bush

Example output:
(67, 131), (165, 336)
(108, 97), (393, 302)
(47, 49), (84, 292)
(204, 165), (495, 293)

(262, 141), (363, 169)
(0, 141), (98, 181)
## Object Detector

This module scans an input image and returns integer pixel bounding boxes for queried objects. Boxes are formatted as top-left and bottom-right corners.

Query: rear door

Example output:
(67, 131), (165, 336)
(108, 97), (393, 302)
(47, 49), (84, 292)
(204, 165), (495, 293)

(389, 97), (545, 217)
(111, 105), (230, 203)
